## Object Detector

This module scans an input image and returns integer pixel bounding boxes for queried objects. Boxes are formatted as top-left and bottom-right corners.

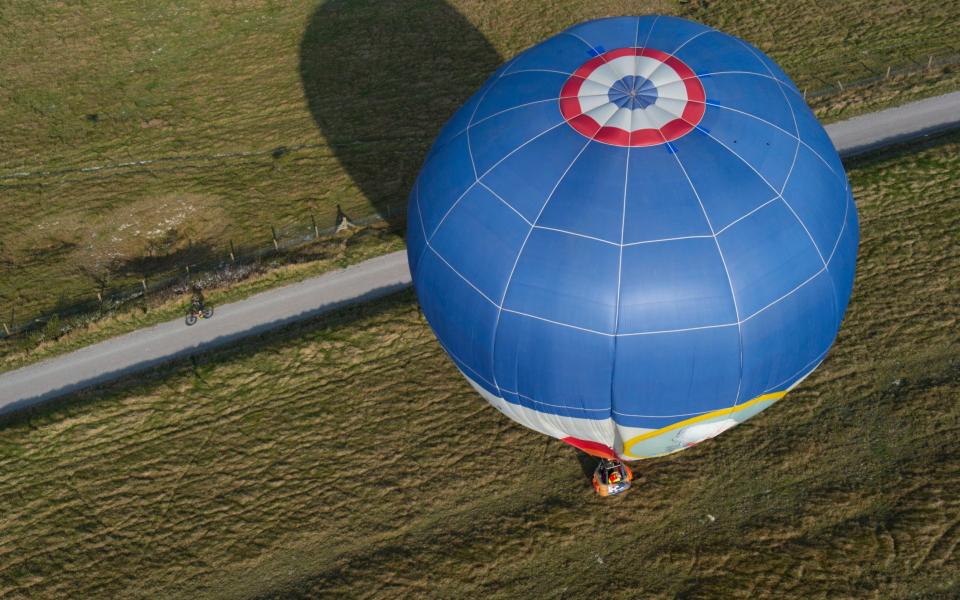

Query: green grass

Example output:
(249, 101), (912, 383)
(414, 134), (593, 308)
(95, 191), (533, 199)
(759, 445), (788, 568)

(1, 0), (958, 321)
(0, 133), (957, 598)
(0, 224), (404, 373)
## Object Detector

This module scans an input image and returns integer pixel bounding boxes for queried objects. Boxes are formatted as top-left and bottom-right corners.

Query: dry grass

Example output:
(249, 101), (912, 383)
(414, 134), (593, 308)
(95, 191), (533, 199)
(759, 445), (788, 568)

(1, 0), (958, 320)
(0, 133), (957, 598)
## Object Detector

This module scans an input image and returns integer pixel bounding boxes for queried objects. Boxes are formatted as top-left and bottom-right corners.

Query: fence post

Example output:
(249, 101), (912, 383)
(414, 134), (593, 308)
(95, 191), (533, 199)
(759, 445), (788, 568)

(229, 240), (236, 262)
(885, 65), (892, 78)
(271, 225), (279, 250)
(928, 55), (934, 69)
(185, 265), (191, 282)
(2, 322), (9, 336)
(311, 215), (319, 239)
(837, 79), (844, 91)
(141, 279), (148, 294)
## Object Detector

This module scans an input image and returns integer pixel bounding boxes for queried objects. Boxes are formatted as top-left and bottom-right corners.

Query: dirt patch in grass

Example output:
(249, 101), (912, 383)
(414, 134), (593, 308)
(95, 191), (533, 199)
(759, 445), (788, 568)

(0, 133), (957, 598)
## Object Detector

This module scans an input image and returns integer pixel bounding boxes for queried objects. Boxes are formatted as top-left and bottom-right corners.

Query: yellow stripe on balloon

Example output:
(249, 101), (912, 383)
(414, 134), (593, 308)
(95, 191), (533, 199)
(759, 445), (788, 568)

(622, 391), (788, 457)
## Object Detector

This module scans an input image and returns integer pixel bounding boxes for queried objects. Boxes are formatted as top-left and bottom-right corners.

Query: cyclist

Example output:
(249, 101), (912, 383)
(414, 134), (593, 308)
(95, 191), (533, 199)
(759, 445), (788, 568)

(190, 285), (206, 314)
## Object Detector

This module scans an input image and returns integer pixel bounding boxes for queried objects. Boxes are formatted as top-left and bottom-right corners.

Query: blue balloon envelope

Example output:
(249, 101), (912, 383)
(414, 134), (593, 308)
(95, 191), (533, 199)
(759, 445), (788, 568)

(407, 15), (858, 459)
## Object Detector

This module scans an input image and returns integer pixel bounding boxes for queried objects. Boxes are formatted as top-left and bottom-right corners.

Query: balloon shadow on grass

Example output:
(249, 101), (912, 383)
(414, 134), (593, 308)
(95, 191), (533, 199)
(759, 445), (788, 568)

(575, 450), (601, 481)
(299, 0), (502, 227)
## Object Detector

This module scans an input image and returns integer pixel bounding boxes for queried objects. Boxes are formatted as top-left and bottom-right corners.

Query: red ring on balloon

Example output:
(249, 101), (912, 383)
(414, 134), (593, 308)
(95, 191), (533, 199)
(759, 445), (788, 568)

(559, 48), (705, 147)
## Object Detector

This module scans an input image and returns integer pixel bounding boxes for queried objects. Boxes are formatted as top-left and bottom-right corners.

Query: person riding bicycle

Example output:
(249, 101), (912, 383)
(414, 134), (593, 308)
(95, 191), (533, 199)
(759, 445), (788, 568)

(190, 285), (205, 313)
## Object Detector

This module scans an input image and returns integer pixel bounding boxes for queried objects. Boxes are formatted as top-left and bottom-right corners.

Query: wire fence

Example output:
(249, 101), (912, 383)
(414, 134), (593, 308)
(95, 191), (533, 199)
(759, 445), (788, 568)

(796, 45), (960, 99)
(2, 43), (958, 343)
(0, 203), (408, 343)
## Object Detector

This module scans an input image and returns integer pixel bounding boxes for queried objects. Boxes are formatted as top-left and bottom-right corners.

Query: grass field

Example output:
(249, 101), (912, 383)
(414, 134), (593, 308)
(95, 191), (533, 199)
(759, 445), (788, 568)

(1, 132), (957, 598)
(1, 0), (959, 322)
(0, 224), (403, 373)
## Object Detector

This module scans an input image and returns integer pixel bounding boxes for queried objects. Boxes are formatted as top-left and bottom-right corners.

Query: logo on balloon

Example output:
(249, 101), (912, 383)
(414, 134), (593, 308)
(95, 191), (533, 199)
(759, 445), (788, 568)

(559, 47), (706, 147)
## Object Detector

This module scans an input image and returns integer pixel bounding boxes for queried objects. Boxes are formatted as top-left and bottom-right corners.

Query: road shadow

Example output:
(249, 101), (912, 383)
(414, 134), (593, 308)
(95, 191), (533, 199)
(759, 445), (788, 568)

(841, 128), (960, 167)
(299, 0), (502, 226)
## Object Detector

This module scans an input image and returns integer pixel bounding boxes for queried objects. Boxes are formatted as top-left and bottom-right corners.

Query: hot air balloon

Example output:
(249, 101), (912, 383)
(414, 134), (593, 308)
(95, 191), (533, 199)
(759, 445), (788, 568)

(407, 15), (858, 463)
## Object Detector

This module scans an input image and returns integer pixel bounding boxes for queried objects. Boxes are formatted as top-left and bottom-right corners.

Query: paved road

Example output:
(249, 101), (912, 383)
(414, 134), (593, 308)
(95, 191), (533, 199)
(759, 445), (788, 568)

(828, 90), (960, 157)
(0, 252), (411, 413)
(2, 91), (959, 413)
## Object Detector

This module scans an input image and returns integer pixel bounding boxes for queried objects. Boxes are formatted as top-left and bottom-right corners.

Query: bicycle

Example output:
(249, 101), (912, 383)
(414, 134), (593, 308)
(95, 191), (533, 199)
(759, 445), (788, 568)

(185, 304), (214, 326)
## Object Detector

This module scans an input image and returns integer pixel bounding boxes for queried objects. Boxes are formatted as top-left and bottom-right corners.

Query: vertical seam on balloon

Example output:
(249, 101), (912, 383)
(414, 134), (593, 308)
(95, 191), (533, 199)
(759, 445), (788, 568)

(533, 224), (618, 245)
(486, 310), (741, 337)
(714, 194), (780, 235)
(452, 97), (559, 139)
(826, 192), (853, 328)
(623, 234), (714, 246)
(613, 408), (715, 418)
(563, 32), (600, 53)
(428, 244), (500, 306)
(732, 215), (851, 326)
(728, 40), (831, 271)
(678, 70), (800, 96)
(779, 109), (802, 197)
(501, 105), (623, 308)
(478, 181), (534, 226)
(609, 90), (634, 431)
(488, 107), (623, 398)
(411, 179), (431, 282)
(465, 62), (518, 181)
(426, 180), (479, 243)
(561, 32), (630, 80)
(640, 15), (659, 49)
(499, 389), (612, 412)
(428, 61), (538, 244)
(416, 183), (500, 309)
(434, 334), (500, 391)
(677, 116), (830, 269)
(441, 73), (803, 149)
(501, 67), (577, 78)
(737, 38), (843, 335)
(740, 268), (826, 324)
(712, 180), (849, 329)
(481, 69), (801, 96)
(749, 41), (819, 258)
(417, 180), (504, 395)
(762, 347), (830, 394)
(664, 131), (746, 409)
(696, 98), (843, 183)
(682, 70), (799, 92)
(618, 321), (739, 337)
(635, 29), (713, 96)
(827, 192), (852, 266)
(426, 119), (568, 243)
(502, 308), (612, 336)
(441, 85), (606, 154)
(476, 119), (568, 180)
(609, 6), (642, 438)
(465, 116), (479, 181)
